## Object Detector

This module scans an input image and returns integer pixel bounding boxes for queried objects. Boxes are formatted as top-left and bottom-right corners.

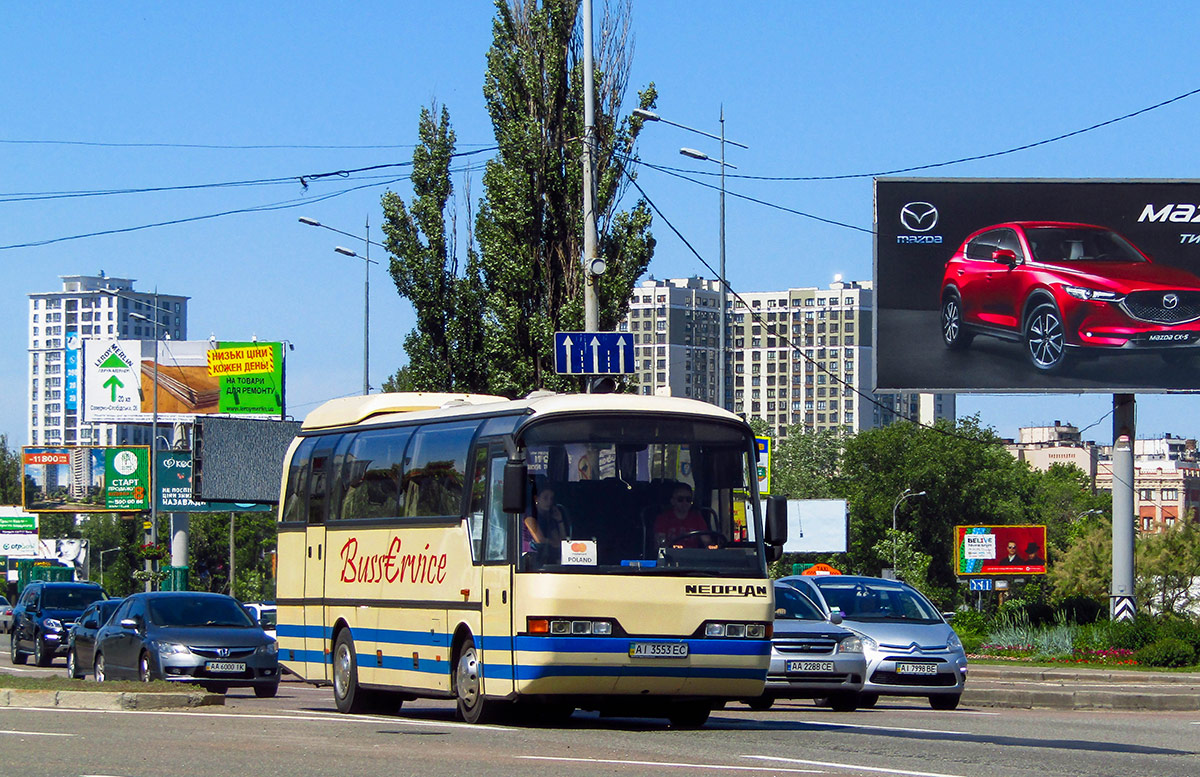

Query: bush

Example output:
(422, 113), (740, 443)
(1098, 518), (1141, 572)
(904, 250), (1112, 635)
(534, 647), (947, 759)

(1134, 638), (1197, 668)
(950, 609), (988, 638)
(1054, 595), (1106, 625)
(1155, 617), (1200, 653)
(1074, 615), (1160, 652)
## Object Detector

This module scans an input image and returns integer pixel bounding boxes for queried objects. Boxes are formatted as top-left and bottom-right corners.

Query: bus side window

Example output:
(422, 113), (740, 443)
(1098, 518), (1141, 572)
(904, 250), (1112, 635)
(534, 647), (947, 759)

(282, 437), (316, 523)
(484, 456), (509, 561)
(466, 445), (489, 561)
(307, 438), (337, 525)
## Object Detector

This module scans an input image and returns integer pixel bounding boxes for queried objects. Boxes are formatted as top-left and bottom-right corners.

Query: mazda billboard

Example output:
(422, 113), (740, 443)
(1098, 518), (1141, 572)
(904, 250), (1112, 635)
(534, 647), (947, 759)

(875, 178), (1200, 392)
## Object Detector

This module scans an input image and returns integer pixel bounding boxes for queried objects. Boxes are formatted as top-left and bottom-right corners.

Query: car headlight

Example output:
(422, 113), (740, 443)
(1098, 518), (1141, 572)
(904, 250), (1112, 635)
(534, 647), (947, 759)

(258, 641), (278, 656)
(946, 631), (963, 651)
(42, 618), (64, 632)
(1063, 285), (1123, 302)
(837, 636), (864, 654)
(157, 642), (192, 656)
(855, 633), (878, 652)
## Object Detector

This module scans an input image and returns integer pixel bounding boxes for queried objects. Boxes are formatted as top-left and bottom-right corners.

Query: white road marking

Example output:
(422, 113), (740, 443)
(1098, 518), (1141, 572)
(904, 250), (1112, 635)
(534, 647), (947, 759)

(0, 729), (75, 737)
(785, 719), (967, 736)
(745, 755), (971, 777)
(0, 706), (502, 730)
(521, 756), (824, 773)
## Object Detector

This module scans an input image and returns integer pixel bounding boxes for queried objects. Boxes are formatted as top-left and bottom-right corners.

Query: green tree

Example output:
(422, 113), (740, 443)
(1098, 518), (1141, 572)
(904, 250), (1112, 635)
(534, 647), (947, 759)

(1136, 520), (1200, 614)
(773, 425), (844, 499)
(474, 0), (656, 395)
(381, 104), (487, 393)
(0, 434), (21, 505)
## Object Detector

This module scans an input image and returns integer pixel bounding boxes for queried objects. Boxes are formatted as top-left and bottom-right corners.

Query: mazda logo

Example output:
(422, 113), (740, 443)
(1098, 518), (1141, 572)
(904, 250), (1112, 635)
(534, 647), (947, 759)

(1163, 293), (1180, 309)
(899, 202), (938, 232)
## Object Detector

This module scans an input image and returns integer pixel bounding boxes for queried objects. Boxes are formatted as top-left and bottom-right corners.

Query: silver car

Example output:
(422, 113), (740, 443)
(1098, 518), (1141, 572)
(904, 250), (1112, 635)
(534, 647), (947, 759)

(744, 582), (865, 711)
(779, 575), (967, 710)
(94, 591), (280, 697)
(0, 596), (11, 634)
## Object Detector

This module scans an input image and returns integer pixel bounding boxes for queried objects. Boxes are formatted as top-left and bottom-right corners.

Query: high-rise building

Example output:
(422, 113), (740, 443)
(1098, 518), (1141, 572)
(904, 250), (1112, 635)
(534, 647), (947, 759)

(28, 273), (189, 448)
(622, 277), (955, 439)
(620, 277), (722, 404)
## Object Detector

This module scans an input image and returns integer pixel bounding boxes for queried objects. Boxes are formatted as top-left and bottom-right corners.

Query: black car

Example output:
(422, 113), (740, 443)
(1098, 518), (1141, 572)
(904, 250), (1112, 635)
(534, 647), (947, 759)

(10, 581), (108, 666)
(94, 591), (280, 696)
(67, 599), (123, 679)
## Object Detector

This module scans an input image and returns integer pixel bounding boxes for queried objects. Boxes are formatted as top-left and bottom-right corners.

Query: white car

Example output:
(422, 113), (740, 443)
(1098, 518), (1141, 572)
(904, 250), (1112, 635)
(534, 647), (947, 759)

(778, 575), (968, 710)
(242, 602), (277, 641)
(0, 595), (12, 634)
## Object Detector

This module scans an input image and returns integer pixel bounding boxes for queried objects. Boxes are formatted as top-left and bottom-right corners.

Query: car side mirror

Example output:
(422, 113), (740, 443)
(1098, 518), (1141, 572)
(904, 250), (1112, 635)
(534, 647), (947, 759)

(992, 248), (1018, 266)
(83, 618), (97, 629)
(119, 617), (138, 630)
(828, 611), (843, 625)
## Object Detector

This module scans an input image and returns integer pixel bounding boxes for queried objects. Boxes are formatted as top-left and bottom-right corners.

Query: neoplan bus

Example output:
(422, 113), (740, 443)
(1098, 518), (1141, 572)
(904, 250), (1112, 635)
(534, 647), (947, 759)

(276, 391), (787, 727)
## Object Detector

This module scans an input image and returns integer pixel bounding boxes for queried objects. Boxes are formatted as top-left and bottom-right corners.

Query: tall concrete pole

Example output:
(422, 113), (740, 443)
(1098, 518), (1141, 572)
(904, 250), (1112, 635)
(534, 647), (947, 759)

(1111, 394), (1136, 621)
(717, 107), (727, 409)
(581, 0), (600, 333)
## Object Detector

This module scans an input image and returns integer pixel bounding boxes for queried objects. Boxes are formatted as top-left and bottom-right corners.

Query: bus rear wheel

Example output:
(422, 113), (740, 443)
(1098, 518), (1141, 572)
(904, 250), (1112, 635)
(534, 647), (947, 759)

(667, 701), (711, 729)
(454, 640), (502, 724)
(333, 630), (382, 714)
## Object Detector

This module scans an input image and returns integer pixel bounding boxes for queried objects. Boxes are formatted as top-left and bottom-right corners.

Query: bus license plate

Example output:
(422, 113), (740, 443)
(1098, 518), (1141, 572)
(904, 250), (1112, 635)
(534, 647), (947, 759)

(786, 660), (834, 673)
(628, 642), (688, 658)
(206, 661), (246, 673)
(896, 662), (937, 675)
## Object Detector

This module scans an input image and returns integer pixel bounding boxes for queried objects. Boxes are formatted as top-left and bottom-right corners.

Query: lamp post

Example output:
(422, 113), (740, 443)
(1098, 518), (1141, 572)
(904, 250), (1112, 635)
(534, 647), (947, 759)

(129, 307), (162, 592)
(98, 547), (120, 586)
(891, 488), (927, 576)
(633, 108), (747, 410)
(300, 217), (380, 396)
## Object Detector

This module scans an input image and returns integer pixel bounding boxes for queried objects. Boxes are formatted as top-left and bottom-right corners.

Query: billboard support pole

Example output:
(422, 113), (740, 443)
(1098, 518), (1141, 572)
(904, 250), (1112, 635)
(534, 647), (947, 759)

(1111, 394), (1136, 621)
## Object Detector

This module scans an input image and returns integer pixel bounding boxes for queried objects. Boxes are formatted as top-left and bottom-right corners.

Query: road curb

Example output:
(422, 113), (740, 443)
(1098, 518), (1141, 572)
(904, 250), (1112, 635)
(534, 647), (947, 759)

(0, 688), (225, 710)
(962, 687), (1200, 711)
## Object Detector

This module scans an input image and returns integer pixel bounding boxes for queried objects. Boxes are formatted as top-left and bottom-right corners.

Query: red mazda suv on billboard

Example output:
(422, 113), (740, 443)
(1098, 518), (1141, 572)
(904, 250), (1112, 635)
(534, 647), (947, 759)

(939, 221), (1200, 372)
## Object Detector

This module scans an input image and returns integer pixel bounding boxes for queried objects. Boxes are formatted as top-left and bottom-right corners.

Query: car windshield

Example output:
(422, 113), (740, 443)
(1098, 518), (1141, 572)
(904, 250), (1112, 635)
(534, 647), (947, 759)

(775, 585), (825, 621)
(148, 596), (256, 628)
(812, 579), (942, 624)
(512, 415), (766, 577)
(42, 587), (105, 610)
(1026, 227), (1146, 264)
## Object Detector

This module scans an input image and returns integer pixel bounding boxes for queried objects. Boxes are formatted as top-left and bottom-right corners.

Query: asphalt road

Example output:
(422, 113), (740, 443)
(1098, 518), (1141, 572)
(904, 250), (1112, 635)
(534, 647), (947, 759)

(3, 655), (1199, 777)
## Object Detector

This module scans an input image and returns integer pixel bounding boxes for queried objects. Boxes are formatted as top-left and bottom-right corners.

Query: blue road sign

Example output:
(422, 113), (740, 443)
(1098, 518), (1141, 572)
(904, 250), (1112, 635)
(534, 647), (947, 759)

(554, 332), (635, 375)
(969, 579), (993, 591)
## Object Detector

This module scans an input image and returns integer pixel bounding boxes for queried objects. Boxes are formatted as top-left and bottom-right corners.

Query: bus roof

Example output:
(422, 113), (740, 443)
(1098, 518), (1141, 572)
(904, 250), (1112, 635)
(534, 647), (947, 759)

(300, 391), (747, 431)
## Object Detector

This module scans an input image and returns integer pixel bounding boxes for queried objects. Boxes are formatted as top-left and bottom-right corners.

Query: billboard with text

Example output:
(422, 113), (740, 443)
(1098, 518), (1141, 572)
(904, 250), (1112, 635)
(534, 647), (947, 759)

(82, 340), (283, 422)
(22, 446), (150, 512)
(954, 525), (1047, 576)
(876, 179), (1200, 392)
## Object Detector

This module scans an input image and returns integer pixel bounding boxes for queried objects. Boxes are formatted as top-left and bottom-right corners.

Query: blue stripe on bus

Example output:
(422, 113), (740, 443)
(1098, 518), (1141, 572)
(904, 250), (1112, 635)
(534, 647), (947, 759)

(514, 665), (767, 680)
(279, 623), (767, 657)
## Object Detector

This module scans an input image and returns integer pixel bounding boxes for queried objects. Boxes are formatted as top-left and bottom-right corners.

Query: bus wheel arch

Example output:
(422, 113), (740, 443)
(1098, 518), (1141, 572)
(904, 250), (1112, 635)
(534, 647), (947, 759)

(332, 628), (382, 714)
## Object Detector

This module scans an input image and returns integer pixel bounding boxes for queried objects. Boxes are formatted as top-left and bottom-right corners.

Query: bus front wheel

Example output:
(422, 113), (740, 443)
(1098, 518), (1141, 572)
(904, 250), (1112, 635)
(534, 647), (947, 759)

(454, 640), (501, 724)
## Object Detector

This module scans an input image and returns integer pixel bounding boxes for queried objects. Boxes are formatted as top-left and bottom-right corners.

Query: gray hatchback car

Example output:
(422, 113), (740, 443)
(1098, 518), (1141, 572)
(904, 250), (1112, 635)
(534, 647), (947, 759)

(779, 575), (968, 710)
(93, 591), (280, 697)
(744, 582), (866, 711)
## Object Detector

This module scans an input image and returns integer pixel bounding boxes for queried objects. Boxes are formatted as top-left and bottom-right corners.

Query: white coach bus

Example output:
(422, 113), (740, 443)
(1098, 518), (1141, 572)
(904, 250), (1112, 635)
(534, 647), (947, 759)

(275, 391), (786, 727)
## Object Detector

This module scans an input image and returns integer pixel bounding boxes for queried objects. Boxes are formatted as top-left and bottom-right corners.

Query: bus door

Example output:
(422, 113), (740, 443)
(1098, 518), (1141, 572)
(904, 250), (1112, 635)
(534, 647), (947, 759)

(303, 437), (336, 681)
(479, 452), (515, 697)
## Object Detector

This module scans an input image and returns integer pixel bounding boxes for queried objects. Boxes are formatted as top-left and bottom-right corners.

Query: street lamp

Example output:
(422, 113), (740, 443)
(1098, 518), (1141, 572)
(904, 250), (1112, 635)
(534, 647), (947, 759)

(300, 217), (380, 396)
(98, 546), (120, 585)
(633, 108), (747, 410)
(891, 488), (927, 575)
(129, 308), (162, 592)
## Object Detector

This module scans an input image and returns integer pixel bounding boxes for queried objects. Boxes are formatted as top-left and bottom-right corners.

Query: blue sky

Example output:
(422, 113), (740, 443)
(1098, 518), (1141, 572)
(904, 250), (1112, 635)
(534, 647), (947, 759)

(3, 2), (1199, 449)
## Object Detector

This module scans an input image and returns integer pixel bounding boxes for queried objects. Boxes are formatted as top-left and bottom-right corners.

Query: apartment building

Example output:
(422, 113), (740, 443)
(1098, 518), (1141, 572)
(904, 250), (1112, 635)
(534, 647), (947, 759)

(621, 277), (955, 439)
(28, 273), (188, 448)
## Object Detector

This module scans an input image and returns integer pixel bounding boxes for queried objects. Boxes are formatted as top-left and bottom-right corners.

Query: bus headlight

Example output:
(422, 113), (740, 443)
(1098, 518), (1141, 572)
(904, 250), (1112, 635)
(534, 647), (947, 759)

(528, 618), (614, 636)
(704, 621), (769, 638)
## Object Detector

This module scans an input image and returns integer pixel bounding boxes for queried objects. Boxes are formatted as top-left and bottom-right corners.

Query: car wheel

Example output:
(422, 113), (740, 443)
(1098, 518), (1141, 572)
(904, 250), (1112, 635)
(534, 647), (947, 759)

(745, 696), (774, 711)
(1025, 303), (1068, 372)
(857, 693), (879, 708)
(332, 630), (384, 714)
(138, 651), (153, 682)
(254, 682), (280, 699)
(11, 634), (27, 665)
(941, 294), (973, 350)
(94, 653), (106, 683)
(829, 692), (858, 712)
(454, 638), (503, 724)
(929, 694), (961, 711)
(67, 648), (82, 679)
(667, 701), (711, 729)
(34, 636), (51, 667)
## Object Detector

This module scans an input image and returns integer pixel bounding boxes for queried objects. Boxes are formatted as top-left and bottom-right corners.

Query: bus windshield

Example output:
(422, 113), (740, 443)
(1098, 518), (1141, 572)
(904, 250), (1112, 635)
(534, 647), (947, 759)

(518, 415), (765, 577)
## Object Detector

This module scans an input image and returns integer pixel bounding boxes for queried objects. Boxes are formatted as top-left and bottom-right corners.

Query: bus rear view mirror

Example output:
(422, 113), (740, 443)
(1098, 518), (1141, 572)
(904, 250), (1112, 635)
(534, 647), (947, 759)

(503, 459), (528, 514)
(765, 495), (788, 547)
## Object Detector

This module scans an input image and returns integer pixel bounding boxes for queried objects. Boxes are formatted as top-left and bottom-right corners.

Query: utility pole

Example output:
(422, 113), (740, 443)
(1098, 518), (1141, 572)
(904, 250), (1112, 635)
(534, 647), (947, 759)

(581, 0), (601, 333)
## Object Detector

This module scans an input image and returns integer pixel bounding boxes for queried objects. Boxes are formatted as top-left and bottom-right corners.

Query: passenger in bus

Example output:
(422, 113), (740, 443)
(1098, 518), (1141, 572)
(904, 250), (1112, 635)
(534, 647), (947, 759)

(653, 483), (714, 549)
(522, 479), (566, 557)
